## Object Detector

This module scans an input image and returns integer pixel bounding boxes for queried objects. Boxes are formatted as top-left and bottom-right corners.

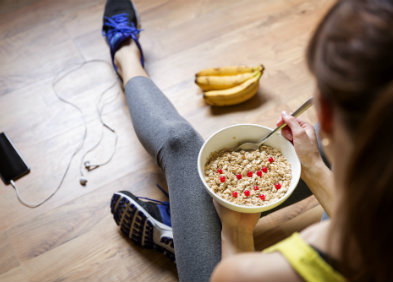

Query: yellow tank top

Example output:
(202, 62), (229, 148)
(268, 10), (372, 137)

(263, 232), (347, 282)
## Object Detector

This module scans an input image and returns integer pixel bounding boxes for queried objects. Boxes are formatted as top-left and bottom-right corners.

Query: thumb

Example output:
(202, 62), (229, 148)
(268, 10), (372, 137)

(281, 111), (303, 136)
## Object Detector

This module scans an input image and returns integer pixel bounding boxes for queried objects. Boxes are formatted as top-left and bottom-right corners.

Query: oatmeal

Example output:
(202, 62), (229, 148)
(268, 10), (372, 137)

(204, 145), (292, 206)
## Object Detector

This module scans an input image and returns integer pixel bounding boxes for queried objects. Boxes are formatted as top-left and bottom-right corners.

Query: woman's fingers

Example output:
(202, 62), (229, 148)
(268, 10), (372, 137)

(281, 126), (293, 142)
(281, 111), (304, 136)
(276, 112), (293, 141)
(276, 112), (316, 145)
(279, 111), (305, 142)
(276, 115), (284, 127)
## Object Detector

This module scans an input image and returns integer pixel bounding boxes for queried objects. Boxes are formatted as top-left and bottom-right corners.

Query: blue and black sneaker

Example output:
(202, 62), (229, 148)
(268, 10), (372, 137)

(110, 185), (175, 261)
(102, 0), (145, 71)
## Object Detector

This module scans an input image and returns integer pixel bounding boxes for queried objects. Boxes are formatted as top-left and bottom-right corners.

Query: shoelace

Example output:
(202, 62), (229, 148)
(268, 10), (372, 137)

(102, 13), (145, 67)
(102, 13), (141, 39)
(136, 184), (170, 215)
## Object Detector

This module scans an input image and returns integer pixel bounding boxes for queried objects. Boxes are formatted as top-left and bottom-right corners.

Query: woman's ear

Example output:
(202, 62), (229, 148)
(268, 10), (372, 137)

(316, 93), (334, 135)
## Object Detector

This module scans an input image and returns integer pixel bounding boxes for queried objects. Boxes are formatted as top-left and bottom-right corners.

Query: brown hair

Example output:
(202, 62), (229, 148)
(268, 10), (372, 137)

(306, 0), (393, 281)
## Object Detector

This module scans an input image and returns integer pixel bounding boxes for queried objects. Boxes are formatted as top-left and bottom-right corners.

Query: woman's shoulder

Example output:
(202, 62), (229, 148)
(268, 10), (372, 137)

(299, 220), (328, 242)
(300, 220), (338, 257)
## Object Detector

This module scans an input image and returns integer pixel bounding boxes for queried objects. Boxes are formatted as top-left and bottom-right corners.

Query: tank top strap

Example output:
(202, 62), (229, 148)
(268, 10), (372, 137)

(263, 232), (347, 282)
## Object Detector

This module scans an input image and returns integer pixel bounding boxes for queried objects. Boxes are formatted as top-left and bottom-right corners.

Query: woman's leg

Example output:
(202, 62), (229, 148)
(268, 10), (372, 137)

(115, 43), (221, 282)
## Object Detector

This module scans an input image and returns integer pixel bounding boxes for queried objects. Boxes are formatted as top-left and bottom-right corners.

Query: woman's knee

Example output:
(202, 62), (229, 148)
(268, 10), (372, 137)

(164, 122), (203, 153)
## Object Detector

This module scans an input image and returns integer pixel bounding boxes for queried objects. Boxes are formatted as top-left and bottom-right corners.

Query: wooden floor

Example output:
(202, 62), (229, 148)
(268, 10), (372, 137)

(0, 0), (333, 281)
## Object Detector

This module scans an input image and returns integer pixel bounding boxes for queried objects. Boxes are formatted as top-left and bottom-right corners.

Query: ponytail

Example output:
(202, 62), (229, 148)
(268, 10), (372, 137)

(337, 84), (393, 281)
(306, 0), (393, 280)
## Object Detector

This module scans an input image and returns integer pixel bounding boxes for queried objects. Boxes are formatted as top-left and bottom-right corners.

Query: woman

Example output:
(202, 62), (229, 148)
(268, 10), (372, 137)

(103, 0), (393, 281)
(212, 0), (393, 281)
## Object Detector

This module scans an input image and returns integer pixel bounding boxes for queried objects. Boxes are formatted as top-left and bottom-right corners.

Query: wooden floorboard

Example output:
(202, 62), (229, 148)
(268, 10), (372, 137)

(0, 0), (333, 280)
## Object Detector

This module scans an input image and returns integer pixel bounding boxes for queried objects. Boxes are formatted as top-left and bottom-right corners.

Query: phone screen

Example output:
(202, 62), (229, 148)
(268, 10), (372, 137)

(0, 132), (30, 184)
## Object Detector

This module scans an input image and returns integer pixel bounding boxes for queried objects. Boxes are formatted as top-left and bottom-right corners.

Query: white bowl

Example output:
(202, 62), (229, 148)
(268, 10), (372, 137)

(198, 124), (301, 213)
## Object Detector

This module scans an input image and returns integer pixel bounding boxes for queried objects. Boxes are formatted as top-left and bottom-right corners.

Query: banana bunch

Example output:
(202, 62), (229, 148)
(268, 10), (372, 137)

(195, 65), (264, 106)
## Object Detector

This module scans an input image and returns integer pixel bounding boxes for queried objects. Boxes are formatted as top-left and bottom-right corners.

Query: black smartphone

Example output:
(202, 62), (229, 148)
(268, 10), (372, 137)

(0, 132), (30, 185)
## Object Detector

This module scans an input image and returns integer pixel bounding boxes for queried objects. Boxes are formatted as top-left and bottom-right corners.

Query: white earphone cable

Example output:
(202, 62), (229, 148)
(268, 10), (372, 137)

(11, 59), (119, 208)
(79, 80), (120, 177)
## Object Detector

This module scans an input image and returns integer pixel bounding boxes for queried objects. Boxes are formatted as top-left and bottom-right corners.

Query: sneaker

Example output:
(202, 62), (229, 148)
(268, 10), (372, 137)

(102, 0), (145, 71)
(110, 186), (175, 261)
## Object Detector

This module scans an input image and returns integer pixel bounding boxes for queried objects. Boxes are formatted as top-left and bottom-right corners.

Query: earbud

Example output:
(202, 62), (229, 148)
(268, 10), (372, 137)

(84, 161), (99, 171)
(79, 176), (88, 186)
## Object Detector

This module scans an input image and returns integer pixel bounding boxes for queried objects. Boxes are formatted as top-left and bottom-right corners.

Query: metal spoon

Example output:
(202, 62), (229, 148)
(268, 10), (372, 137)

(234, 97), (313, 151)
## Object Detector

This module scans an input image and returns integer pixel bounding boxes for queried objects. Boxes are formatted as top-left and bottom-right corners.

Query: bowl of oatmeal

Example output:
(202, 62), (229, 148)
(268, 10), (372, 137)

(197, 124), (301, 213)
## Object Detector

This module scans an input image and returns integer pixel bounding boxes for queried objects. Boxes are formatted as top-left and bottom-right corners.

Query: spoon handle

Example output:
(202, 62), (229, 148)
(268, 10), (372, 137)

(290, 97), (314, 117)
(260, 97), (313, 144)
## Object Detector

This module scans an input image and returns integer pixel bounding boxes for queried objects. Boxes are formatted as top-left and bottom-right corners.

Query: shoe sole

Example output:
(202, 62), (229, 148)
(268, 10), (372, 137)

(111, 192), (175, 261)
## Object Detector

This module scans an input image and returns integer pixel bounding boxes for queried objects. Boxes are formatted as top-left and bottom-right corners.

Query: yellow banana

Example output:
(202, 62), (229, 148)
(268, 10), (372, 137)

(203, 72), (262, 106)
(195, 71), (259, 91)
(196, 64), (264, 77)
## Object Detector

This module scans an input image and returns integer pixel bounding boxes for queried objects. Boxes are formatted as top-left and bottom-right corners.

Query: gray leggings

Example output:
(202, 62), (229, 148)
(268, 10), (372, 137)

(124, 76), (312, 282)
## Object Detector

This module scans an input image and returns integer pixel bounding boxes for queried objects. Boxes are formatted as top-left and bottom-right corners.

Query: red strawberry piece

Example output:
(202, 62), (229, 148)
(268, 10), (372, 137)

(256, 170), (262, 177)
(232, 191), (238, 198)
(244, 190), (250, 197)
(259, 194), (265, 201)
(220, 176), (226, 183)
(217, 169), (223, 174)
(254, 186), (259, 191)
(268, 157), (274, 163)
(247, 171), (253, 177)
(236, 174), (242, 180)
(275, 183), (281, 190)
(262, 166), (268, 173)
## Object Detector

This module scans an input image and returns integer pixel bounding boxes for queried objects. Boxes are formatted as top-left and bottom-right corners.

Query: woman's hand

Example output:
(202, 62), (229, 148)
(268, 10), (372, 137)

(213, 200), (260, 258)
(277, 111), (334, 215)
(277, 111), (323, 172)
(213, 200), (261, 233)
